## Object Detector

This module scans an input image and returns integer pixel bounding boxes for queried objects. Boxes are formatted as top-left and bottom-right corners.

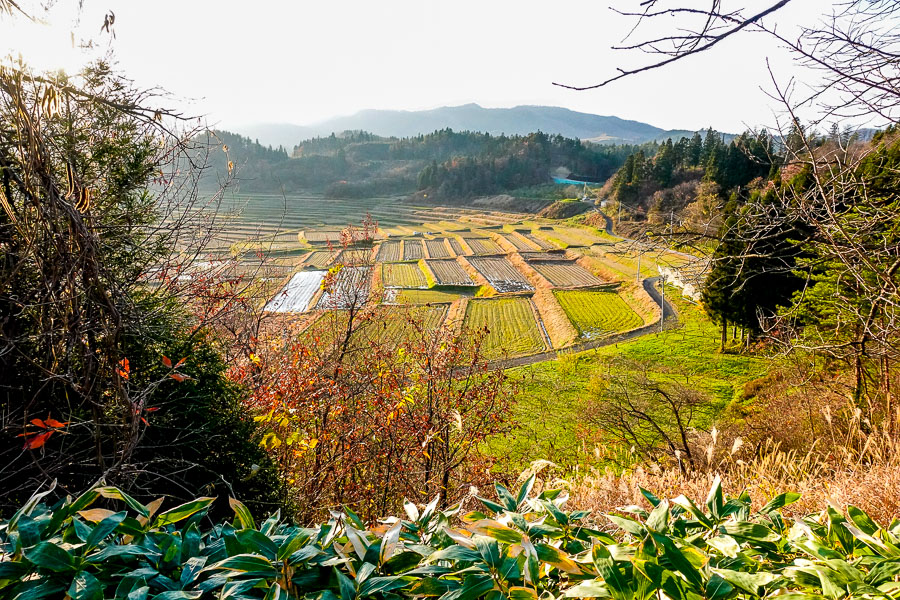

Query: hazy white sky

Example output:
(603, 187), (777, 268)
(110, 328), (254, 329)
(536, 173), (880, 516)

(2, 0), (826, 133)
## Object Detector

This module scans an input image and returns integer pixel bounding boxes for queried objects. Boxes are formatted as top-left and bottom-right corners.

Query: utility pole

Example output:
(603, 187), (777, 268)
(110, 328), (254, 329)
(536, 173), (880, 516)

(635, 247), (642, 283)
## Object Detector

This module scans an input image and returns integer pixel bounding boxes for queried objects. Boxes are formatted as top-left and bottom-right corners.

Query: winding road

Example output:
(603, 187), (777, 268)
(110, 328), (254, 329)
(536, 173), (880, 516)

(490, 211), (679, 370)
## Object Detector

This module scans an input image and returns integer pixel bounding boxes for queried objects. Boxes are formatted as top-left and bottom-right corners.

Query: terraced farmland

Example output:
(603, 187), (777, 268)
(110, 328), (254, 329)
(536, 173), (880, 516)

(316, 266), (373, 309)
(393, 289), (468, 304)
(520, 232), (557, 250)
(520, 251), (566, 261)
(381, 262), (428, 288)
(554, 289), (644, 339)
(464, 298), (546, 359)
(307, 304), (448, 347)
(264, 270), (326, 313)
(425, 238), (453, 258)
(448, 238), (465, 255)
(301, 230), (343, 245)
(402, 239), (424, 260)
(467, 256), (533, 292)
(335, 248), (372, 265)
(425, 259), (475, 286)
(501, 232), (537, 251)
(466, 238), (504, 255)
(301, 250), (336, 268)
(375, 241), (401, 262)
(528, 260), (605, 287)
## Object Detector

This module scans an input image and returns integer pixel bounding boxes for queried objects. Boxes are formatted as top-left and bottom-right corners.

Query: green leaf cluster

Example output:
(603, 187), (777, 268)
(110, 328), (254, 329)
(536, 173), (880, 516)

(3, 477), (900, 600)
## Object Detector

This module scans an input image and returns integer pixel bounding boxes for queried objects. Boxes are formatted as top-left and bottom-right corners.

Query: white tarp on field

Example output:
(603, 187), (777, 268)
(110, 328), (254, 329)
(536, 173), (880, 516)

(265, 270), (326, 313)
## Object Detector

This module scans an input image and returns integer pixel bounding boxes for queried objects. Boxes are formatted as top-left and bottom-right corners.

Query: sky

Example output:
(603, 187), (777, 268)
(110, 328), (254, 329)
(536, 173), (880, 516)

(1, 0), (829, 134)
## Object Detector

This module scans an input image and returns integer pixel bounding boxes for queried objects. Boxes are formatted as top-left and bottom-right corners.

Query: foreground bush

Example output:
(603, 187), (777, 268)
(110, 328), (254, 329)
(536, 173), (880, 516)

(2, 478), (900, 600)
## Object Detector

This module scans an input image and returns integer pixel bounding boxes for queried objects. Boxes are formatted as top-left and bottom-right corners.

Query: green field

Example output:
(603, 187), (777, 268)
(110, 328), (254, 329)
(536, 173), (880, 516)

(394, 289), (469, 304)
(381, 262), (428, 288)
(486, 287), (770, 474)
(464, 297), (547, 360)
(305, 304), (448, 348)
(553, 289), (643, 338)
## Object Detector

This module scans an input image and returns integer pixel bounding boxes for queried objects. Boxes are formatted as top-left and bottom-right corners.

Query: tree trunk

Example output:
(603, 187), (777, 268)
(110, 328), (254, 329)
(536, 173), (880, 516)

(720, 319), (727, 351)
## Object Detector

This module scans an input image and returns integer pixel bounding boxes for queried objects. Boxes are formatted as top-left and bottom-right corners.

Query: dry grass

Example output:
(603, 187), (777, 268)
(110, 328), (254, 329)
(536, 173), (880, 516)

(563, 437), (900, 524)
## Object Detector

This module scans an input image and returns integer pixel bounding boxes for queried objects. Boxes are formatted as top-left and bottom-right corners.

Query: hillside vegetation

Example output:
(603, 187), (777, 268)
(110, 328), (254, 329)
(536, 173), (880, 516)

(202, 128), (679, 202)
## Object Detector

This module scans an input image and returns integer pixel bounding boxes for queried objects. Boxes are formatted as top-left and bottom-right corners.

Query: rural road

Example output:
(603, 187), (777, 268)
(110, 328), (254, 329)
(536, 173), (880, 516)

(490, 211), (680, 370)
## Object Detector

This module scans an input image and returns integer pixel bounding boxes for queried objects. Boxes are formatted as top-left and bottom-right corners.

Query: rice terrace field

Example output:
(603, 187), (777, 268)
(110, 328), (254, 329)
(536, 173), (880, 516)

(425, 238), (453, 258)
(464, 297), (547, 359)
(214, 191), (698, 363)
(467, 256), (533, 292)
(553, 288), (644, 339)
(402, 239), (425, 260)
(424, 259), (475, 286)
(528, 259), (605, 287)
(382, 262), (428, 288)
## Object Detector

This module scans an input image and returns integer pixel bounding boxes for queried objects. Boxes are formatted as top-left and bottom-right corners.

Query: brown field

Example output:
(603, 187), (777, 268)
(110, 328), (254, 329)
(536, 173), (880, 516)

(501, 232), (537, 251)
(519, 251), (567, 261)
(425, 259), (475, 286)
(520, 232), (557, 250)
(425, 238), (453, 258)
(402, 239), (424, 260)
(529, 260), (606, 287)
(467, 256), (533, 292)
(334, 248), (372, 265)
(299, 230), (343, 245)
(301, 250), (337, 268)
(466, 238), (504, 255)
(448, 238), (466, 255)
(375, 240), (401, 262)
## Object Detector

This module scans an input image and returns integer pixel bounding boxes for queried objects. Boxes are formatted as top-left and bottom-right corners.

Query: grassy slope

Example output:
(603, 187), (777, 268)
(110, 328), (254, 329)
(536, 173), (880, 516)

(487, 286), (769, 474)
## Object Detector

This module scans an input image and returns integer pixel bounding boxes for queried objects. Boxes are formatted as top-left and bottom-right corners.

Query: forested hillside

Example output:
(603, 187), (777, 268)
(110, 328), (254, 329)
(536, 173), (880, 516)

(203, 128), (660, 201)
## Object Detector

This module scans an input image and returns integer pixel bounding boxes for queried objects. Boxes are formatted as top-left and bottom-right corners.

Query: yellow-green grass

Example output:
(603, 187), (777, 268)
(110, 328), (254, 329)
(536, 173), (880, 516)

(395, 289), (469, 304)
(381, 262), (428, 288)
(553, 289), (643, 339)
(464, 297), (546, 360)
(486, 288), (771, 475)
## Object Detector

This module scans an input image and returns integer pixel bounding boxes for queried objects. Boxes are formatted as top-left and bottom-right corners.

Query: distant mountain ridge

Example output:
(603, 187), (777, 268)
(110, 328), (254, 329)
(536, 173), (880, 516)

(229, 104), (719, 150)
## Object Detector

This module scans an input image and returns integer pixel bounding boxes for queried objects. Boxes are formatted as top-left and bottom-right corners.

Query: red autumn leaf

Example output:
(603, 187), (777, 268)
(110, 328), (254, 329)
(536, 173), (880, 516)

(141, 417), (149, 426)
(162, 356), (173, 368)
(145, 406), (160, 412)
(117, 358), (130, 379)
(43, 418), (68, 428)
(23, 430), (54, 450)
(170, 373), (190, 382)
(175, 357), (187, 367)
(30, 418), (46, 428)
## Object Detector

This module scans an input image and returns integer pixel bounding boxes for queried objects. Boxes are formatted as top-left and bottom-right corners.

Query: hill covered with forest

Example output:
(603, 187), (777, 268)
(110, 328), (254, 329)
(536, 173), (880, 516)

(228, 103), (714, 150)
(202, 127), (725, 203)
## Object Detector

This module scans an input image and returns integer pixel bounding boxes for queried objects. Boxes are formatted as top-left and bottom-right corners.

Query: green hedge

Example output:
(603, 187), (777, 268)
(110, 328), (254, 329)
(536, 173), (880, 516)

(1, 477), (898, 599)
